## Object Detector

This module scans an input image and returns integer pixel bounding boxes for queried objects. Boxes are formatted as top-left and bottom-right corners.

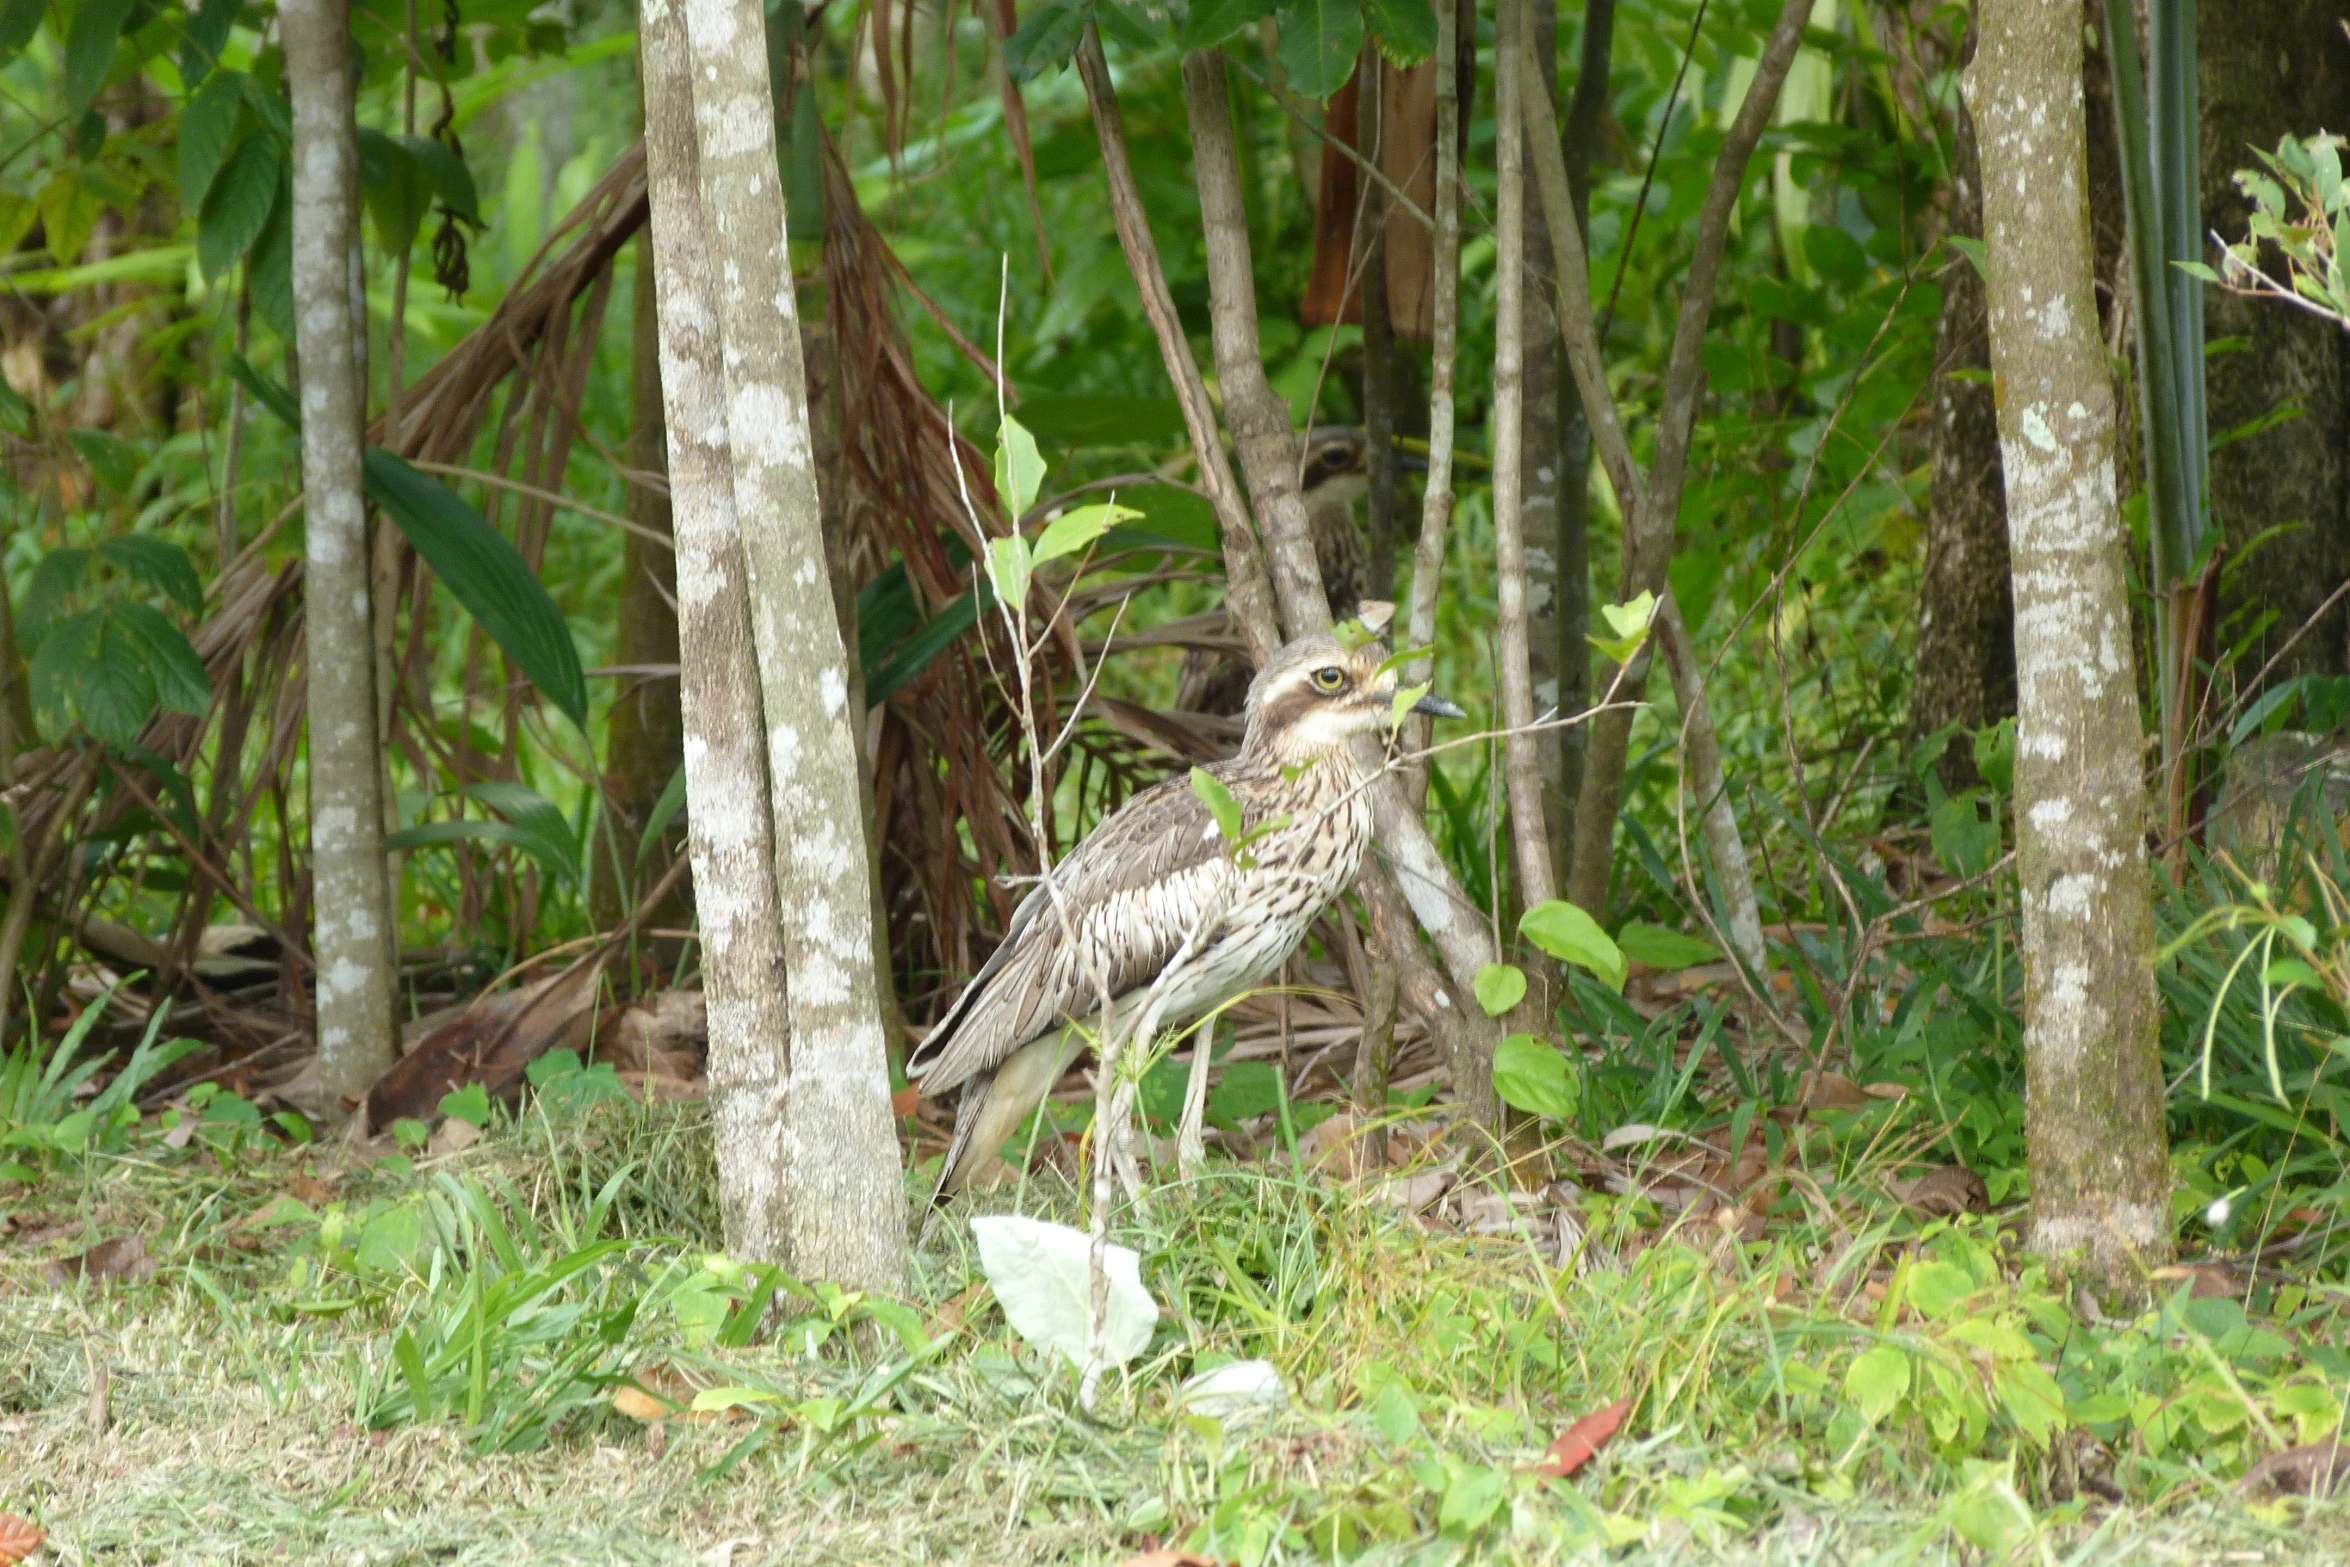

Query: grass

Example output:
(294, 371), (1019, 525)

(10, 1073), (2350, 1566)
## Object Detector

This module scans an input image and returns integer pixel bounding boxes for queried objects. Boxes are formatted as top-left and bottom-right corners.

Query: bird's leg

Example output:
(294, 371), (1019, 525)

(1177, 1017), (1216, 1183)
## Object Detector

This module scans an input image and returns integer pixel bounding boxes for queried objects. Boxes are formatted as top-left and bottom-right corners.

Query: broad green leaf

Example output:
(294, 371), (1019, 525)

(99, 534), (202, 614)
(1438, 1463), (1507, 1537)
(198, 135), (282, 281)
(1586, 590), (1657, 665)
(1946, 234), (1986, 277)
(636, 763), (689, 870)
(1972, 717), (2015, 796)
(364, 449), (589, 728)
(1519, 900), (1627, 992)
(1904, 1259), (1978, 1321)
(1845, 1345), (1909, 1421)
(1015, 393), (1190, 448)
(984, 534), (1031, 609)
(1275, 0), (1364, 100)
(0, 0), (44, 66)
(1003, 0), (1089, 83)
(37, 170), (101, 267)
(354, 1203), (425, 1273)
(1491, 1033), (1577, 1121)
(1363, 0), (1433, 63)
(1929, 793), (1998, 878)
(1030, 501), (1142, 566)
(179, 0), (238, 79)
(403, 134), (481, 226)
(65, 428), (137, 494)
(247, 195), (294, 339)
(20, 548), (90, 648)
(0, 194), (32, 268)
(62, 0), (134, 120)
(1092, 0), (1164, 52)
(111, 602), (210, 716)
(1615, 922), (1716, 971)
(437, 1081), (493, 1126)
(356, 127), (431, 256)
(178, 69), (244, 213)
(993, 414), (1046, 518)
(1372, 1381), (1420, 1446)
(1389, 680), (1428, 732)
(1190, 766), (1246, 842)
(2266, 957), (2321, 990)
(1472, 962), (1525, 1017)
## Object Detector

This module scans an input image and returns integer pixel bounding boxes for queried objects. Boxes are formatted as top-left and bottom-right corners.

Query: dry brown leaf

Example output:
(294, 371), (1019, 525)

(1894, 1165), (1990, 1217)
(286, 1169), (341, 1204)
(2151, 1261), (2244, 1301)
(611, 1385), (671, 1422)
(1796, 1071), (1873, 1113)
(0, 1511), (43, 1566)
(891, 1085), (922, 1119)
(43, 1234), (157, 1289)
(1535, 1396), (1633, 1478)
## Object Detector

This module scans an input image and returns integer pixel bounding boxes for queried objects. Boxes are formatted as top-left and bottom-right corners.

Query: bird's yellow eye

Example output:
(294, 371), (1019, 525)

(1311, 666), (1347, 692)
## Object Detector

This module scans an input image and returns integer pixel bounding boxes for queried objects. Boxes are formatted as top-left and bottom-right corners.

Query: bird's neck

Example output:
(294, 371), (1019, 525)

(1241, 729), (1375, 783)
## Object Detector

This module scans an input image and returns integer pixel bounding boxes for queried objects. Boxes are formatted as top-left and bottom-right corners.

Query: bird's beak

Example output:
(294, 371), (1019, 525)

(1391, 442), (1430, 474)
(1412, 691), (1467, 720)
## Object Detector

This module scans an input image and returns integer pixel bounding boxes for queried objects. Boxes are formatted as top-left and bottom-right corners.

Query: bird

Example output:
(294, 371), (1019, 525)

(908, 629), (1465, 1201)
(1177, 427), (1418, 715)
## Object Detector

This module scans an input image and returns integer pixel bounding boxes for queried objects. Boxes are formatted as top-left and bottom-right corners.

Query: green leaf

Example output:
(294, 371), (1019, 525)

(1615, 922), (1716, 971)
(62, 0), (134, 121)
(1003, 0), (1089, 83)
(20, 549), (90, 651)
(1371, 1381), (1419, 1446)
(1363, 0), (1432, 63)
(177, 68), (244, 213)
(0, 0), (45, 67)
(984, 534), (1031, 610)
(225, 354), (301, 433)
(1388, 680), (1428, 732)
(393, 1329), (434, 1420)
(438, 1081), (493, 1126)
(197, 135), (282, 282)
(691, 1386), (783, 1414)
(98, 534), (202, 614)
(1274, 0), (1364, 100)
(462, 781), (582, 885)
(1946, 234), (1986, 277)
(354, 1203), (425, 1273)
(364, 449), (589, 728)
(1518, 900), (1627, 992)
(1030, 501), (1142, 566)
(1190, 766), (1246, 843)
(993, 414), (1047, 518)
(1972, 717), (2015, 796)
(1845, 1344), (1909, 1421)
(0, 370), (30, 437)
(1929, 793), (1999, 878)
(636, 762), (688, 870)
(179, 0), (236, 79)
(1586, 590), (1657, 665)
(247, 193), (294, 340)
(1181, 0), (1279, 47)
(356, 127), (432, 257)
(1491, 1032), (1577, 1121)
(1437, 1463), (1507, 1538)
(1471, 962), (1525, 1018)
(111, 602), (209, 716)
(36, 170), (101, 267)
(65, 428), (138, 494)
(402, 134), (481, 226)
(2266, 958), (2322, 990)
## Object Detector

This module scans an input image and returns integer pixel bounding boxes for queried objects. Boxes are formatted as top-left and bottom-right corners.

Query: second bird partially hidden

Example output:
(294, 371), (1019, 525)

(907, 630), (1465, 1203)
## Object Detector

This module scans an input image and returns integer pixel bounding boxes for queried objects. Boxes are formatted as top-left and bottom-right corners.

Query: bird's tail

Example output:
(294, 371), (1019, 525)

(923, 1029), (1087, 1210)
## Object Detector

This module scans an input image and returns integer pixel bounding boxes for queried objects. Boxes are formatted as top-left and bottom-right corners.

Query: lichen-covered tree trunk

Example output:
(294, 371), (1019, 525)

(1517, 0), (1567, 898)
(1967, 0), (2171, 1292)
(2201, 0), (2350, 691)
(681, 0), (906, 1290)
(283, 0), (396, 1107)
(639, 0), (796, 1263)
(593, 233), (689, 940)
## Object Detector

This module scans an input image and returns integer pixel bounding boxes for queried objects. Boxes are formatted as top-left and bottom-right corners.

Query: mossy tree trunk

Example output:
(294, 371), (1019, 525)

(1967, 0), (2172, 1295)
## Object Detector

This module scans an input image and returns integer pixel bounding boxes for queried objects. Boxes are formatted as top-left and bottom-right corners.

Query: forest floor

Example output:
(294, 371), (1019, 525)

(5, 1095), (2349, 1565)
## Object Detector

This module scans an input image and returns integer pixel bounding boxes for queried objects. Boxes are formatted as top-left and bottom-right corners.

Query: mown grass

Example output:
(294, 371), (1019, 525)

(8, 1078), (2350, 1566)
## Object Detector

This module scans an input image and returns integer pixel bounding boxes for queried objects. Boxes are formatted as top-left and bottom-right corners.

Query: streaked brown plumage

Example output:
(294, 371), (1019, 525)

(909, 631), (1463, 1199)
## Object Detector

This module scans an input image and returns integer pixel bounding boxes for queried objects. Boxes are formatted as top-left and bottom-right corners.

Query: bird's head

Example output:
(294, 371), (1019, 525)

(1299, 427), (1374, 517)
(1241, 631), (1466, 763)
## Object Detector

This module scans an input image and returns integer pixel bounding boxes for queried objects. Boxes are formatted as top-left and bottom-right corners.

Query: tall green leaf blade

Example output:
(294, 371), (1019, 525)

(461, 781), (582, 886)
(364, 450), (588, 728)
(198, 135), (282, 281)
(0, 0), (45, 67)
(1274, 0), (1364, 101)
(62, 0), (133, 119)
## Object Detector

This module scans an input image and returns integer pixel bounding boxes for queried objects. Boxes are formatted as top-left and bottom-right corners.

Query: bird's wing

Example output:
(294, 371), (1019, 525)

(907, 771), (1245, 1094)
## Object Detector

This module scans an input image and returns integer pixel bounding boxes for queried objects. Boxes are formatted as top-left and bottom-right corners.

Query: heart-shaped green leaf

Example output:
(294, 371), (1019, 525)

(1472, 963), (1526, 1017)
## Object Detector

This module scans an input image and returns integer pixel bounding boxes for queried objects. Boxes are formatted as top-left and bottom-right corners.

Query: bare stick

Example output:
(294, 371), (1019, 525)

(1402, 0), (1463, 807)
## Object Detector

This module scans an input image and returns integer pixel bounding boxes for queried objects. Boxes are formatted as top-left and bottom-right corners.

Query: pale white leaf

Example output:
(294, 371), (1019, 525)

(971, 1214), (1158, 1371)
(1180, 1359), (1287, 1420)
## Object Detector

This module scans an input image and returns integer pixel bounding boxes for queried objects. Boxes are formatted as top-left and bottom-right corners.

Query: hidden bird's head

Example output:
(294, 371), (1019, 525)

(1242, 631), (1466, 762)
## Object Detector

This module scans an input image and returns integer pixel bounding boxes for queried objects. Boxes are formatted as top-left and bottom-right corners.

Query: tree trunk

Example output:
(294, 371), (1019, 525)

(283, 0), (397, 1108)
(593, 233), (690, 942)
(1912, 3), (2141, 789)
(1491, 0), (1554, 910)
(680, 0), (906, 1291)
(641, 0), (799, 1265)
(2201, 0), (2350, 692)
(1968, 0), (2172, 1295)
(1518, 0), (1570, 899)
